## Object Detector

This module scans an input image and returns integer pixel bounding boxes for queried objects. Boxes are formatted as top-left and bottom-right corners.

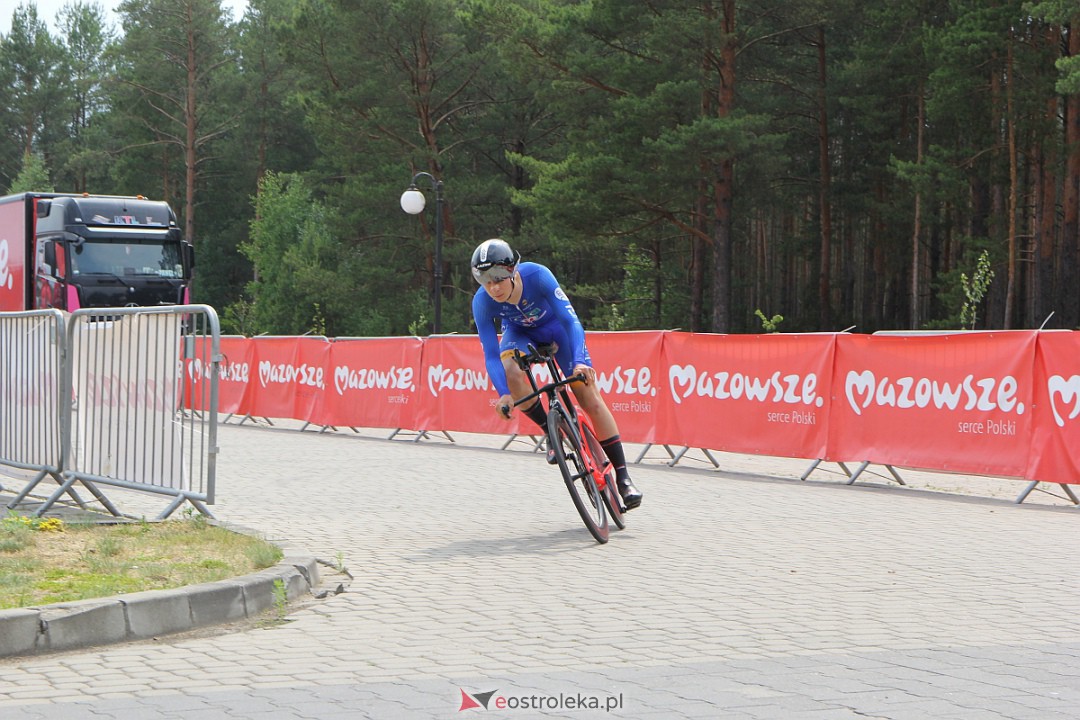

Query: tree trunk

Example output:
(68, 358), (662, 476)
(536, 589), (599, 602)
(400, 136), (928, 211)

(910, 85), (925, 330)
(1004, 40), (1018, 329)
(711, 0), (736, 333)
(712, 157), (733, 333)
(1035, 90), (1058, 325)
(1064, 22), (1080, 329)
(692, 184), (707, 332)
(816, 26), (832, 330)
(651, 237), (663, 327)
(184, 8), (198, 247)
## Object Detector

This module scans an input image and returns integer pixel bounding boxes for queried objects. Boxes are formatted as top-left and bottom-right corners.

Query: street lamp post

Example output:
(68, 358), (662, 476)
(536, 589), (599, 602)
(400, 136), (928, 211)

(400, 171), (444, 335)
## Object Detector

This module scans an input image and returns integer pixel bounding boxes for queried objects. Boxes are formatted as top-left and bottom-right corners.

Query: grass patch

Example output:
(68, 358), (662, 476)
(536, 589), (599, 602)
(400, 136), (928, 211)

(0, 512), (283, 610)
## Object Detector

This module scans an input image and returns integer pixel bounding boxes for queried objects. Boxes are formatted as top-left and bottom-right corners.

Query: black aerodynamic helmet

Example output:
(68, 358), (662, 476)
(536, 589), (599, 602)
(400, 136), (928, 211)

(470, 239), (520, 284)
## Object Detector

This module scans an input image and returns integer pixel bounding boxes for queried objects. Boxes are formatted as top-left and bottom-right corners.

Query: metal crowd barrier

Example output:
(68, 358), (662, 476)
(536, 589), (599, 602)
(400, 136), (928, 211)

(1, 305), (220, 519)
(0, 310), (67, 506)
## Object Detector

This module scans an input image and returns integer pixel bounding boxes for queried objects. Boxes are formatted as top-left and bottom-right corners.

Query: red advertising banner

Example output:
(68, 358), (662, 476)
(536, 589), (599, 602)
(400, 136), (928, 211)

(291, 336), (331, 422)
(585, 331), (665, 444)
(415, 335), (526, 435)
(182, 335), (253, 415)
(828, 332), (1036, 477)
(168, 329), (1080, 487)
(313, 337), (422, 430)
(217, 336), (255, 415)
(1026, 332), (1080, 483)
(246, 336), (305, 421)
(657, 332), (835, 458)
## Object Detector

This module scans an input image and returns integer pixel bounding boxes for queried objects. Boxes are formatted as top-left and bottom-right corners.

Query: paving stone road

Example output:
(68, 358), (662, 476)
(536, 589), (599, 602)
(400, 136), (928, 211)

(0, 422), (1077, 719)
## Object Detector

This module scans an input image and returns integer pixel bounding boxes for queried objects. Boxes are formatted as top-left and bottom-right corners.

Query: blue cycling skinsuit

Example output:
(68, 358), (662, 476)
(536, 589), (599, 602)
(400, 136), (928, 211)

(471, 262), (592, 396)
(471, 256), (643, 510)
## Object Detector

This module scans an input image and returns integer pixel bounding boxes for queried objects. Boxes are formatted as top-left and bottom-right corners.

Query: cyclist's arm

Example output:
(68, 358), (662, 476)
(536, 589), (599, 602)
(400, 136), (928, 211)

(472, 291), (511, 397)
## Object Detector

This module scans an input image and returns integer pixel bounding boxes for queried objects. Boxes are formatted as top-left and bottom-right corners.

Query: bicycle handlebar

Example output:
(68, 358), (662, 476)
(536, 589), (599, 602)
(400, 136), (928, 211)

(512, 372), (585, 409)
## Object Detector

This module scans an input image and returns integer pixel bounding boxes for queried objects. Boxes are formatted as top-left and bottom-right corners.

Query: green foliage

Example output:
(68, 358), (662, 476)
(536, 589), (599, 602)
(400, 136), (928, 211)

(109, 0), (243, 271)
(53, 2), (115, 192)
(310, 303), (327, 337)
(242, 172), (345, 335)
(590, 304), (626, 332)
(407, 314), (429, 338)
(754, 309), (784, 333)
(220, 296), (257, 336)
(1023, 0), (1077, 25)
(273, 578), (287, 609)
(1054, 54), (1080, 96)
(925, 243), (997, 331)
(7, 151), (53, 193)
(960, 250), (995, 330)
(0, 5), (66, 190)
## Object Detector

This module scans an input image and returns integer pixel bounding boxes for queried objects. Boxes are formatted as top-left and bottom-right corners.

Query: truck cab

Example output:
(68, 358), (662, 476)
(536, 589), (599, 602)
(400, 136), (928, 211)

(32, 195), (194, 311)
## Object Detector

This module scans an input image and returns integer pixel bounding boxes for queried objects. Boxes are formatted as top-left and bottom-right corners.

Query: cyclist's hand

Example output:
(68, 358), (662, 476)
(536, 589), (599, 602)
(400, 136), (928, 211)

(496, 394), (514, 419)
(572, 365), (595, 386)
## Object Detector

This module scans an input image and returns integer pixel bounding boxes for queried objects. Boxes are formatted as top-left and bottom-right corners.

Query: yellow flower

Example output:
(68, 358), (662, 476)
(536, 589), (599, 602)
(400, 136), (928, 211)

(36, 518), (65, 532)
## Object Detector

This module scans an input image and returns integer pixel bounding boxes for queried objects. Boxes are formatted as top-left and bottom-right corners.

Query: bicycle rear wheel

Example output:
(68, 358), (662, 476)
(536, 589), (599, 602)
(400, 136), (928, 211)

(548, 406), (609, 544)
(582, 423), (625, 530)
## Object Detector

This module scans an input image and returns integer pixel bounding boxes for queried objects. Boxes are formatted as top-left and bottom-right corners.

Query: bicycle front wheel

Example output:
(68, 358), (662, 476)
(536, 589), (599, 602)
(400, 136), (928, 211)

(548, 406), (609, 544)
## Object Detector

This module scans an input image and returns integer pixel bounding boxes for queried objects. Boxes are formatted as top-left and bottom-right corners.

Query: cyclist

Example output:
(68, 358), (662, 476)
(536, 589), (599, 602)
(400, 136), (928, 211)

(470, 238), (643, 510)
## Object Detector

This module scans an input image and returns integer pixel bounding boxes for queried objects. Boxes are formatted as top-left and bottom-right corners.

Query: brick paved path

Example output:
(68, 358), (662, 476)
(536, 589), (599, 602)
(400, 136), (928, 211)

(1, 423), (1077, 719)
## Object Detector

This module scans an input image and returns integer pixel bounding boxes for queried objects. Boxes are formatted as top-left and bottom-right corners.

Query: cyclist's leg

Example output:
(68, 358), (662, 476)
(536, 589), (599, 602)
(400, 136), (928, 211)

(558, 341), (643, 509)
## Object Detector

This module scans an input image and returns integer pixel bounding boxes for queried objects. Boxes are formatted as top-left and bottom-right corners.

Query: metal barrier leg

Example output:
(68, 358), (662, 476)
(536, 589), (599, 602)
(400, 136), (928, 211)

(633, 444), (654, 464)
(845, 461), (871, 485)
(1064, 484), (1080, 504)
(70, 479), (122, 517)
(1015, 481), (1080, 505)
(188, 497), (217, 518)
(5, 470), (88, 511)
(633, 444), (680, 464)
(6, 469), (49, 509)
(668, 446), (690, 466)
(1015, 481), (1038, 504)
(29, 474), (122, 518)
(403, 429), (454, 444)
(500, 434), (544, 452)
(158, 495), (216, 520)
(800, 459), (823, 481)
(665, 446), (719, 468)
(886, 465), (906, 486)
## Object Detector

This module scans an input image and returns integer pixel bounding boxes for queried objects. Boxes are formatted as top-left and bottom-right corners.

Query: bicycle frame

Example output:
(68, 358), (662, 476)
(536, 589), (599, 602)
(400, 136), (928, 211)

(508, 343), (627, 542)
(511, 345), (611, 493)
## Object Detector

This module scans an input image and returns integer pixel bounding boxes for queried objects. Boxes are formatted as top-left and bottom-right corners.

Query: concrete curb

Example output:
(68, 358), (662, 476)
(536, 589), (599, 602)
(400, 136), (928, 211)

(0, 555), (320, 658)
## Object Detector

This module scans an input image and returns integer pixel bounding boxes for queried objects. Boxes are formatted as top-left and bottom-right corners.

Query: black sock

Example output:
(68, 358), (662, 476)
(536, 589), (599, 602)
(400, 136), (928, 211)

(523, 401), (547, 432)
(600, 435), (630, 481)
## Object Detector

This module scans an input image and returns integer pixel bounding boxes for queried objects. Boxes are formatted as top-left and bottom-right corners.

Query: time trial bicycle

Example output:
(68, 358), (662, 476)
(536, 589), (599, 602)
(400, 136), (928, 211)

(502, 343), (625, 544)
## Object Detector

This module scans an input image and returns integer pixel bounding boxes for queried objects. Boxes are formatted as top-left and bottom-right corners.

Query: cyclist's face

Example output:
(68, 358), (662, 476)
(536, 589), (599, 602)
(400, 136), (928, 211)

(483, 274), (514, 302)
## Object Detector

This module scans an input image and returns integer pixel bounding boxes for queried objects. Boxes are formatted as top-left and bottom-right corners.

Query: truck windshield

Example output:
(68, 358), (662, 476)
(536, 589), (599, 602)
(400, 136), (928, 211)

(71, 241), (183, 278)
